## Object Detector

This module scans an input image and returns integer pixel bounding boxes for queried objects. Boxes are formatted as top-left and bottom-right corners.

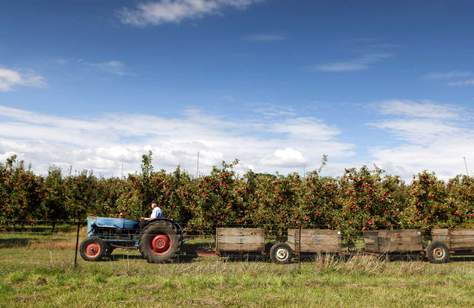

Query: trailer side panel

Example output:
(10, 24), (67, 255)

(432, 229), (474, 251)
(363, 230), (423, 253)
(287, 229), (341, 253)
(216, 228), (265, 253)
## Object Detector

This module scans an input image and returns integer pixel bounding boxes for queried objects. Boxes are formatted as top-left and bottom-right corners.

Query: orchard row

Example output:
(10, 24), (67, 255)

(1, 153), (473, 235)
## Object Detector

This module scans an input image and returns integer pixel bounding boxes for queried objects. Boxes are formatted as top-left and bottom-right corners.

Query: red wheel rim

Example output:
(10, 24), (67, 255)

(85, 242), (101, 258)
(151, 234), (171, 255)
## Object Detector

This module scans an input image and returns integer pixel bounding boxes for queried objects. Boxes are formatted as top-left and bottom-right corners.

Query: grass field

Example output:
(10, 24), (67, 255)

(1, 232), (474, 307)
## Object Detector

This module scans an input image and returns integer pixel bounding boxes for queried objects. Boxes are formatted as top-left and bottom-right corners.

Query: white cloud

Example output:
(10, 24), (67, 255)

(253, 104), (295, 118)
(271, 118), (340, 141)
(51, 58), (132, 77)
(4, 100), (473, 180)
(422, 71), (474, 87)
(0, 67), (46, 92)
(315, 53), (392, 72)
(244, 33), (286, 42)
(263, 148), (306, 168)
(119, 0), (262, 26)
(448, 79), (474, 87)
(372, 119), (461, 144)
(378, 100), (460, 119)
(370, 100), (474, 180)
(0, 104), (353, 177)
(91, 61), (129, 76)
(422, 71), (472, 80)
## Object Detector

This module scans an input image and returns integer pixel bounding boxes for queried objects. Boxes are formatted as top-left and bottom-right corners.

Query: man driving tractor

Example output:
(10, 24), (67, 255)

(143, 200), (163, 220)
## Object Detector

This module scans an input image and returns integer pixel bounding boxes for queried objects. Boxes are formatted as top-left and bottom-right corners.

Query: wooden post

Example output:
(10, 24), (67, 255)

(51, 220), (56, 234)
(74, 219), (80, 268)
(298, 224), (302, 270)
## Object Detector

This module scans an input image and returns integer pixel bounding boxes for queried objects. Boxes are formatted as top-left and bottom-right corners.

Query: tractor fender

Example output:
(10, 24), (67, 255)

(143, 218), (183, 235)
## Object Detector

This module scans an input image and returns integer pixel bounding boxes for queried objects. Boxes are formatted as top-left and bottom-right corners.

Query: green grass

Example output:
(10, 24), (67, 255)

(1, 233), (474, 307)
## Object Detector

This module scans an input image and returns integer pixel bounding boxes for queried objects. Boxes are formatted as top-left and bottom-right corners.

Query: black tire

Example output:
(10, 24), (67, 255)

(139, 246), (146, 259)
(270, 242), (293, 264)
(426, 241), (450, 263)
(139, 221), (180, 263)
(104, 245), (114, 258)
(79, 237), (107, 261)
(264, 242), (274, 254)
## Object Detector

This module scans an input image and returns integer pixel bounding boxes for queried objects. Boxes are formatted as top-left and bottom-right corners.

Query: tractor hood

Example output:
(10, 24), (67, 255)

(87, 216), (139, 236)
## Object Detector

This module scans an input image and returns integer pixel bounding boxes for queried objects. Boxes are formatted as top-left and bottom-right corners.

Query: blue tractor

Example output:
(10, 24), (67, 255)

(79, 216), (183, 263)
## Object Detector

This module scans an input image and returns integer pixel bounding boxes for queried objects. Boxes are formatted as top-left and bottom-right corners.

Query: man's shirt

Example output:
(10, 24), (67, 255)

(150, 207), (163, 219)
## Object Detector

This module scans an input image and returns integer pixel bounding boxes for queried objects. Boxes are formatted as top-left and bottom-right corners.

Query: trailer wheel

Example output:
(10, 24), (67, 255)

(80, 237), (107, 261)
(140, 221), (180, 263)
(270, 242), (292, 264)
(426, 241), (450, 263)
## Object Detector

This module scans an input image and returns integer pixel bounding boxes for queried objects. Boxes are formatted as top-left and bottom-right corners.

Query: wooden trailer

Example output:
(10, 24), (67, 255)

(427, 229), (474, 263)
(215, 228), (265, 255)
(270, 229), (342, 264)
(363, 229), (423, 256)
(213, 227), (474, 264)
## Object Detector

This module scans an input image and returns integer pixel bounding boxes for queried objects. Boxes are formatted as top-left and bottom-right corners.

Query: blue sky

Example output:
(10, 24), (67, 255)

(1, 0), (474, 179)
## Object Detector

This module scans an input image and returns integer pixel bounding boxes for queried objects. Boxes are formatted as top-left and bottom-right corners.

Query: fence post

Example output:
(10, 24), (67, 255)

(298, 223), (302, 270)
(74, 219), (80, 268)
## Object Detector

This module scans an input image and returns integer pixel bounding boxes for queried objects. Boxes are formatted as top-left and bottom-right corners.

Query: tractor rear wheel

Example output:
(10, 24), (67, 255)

(80, 237), (107, 261)
(139, 221), (180, 263)
(139, 246), (146, 259)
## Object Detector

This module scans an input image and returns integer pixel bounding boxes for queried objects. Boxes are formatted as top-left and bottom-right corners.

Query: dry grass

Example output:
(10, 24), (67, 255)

(29, 241), (76, 250)
(315, 254), (387, 274)
(312, 253), (433, 278)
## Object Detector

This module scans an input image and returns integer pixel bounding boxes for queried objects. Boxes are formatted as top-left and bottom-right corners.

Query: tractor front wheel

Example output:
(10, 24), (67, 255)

(80, 237), (107, 261)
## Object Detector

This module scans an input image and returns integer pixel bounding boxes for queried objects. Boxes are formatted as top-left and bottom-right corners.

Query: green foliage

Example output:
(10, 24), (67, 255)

(42, 168), (67, 223)
(250, 173), (303, 233)
(446, 175), (474, 227)
(189, 160), (243, 232)
(0, 155), (44, 223)
(338, 167), (408, 236)
(300, 172), (340, 229)
(403, 171), (451, 230)
(1, 154), (474, 233)
(64, 171), (98, 219)
(140, 151), (154, 214)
